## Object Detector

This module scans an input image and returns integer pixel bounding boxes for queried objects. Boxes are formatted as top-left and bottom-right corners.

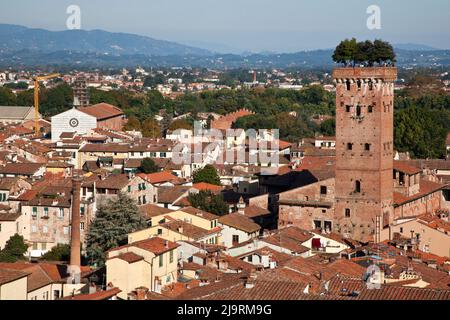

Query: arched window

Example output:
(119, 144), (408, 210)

(346, 80), (351, 91)
(356, 105), (362, 117)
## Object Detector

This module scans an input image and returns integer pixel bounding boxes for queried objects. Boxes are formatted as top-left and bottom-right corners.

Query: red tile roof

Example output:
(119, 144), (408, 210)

(219, 213), (261, 233)
(139, 203), (173, 219)
(0, 268), (29, 285)
(394, 161), (422, 175)
(61, 287), (121, 300)
(0, 263), (54, 292)
(394, 180), (445, 206)
(138, 171), (179, 184)
(192, 182), (223, 193)
(181, 206), (219, 221)
(110, 237), (179, 256)
(117, 252), (144, 263)
(79, 103), (124, 120)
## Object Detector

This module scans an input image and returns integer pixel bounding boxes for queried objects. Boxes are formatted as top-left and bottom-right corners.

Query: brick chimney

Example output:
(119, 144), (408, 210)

(70, 176), (82, 267)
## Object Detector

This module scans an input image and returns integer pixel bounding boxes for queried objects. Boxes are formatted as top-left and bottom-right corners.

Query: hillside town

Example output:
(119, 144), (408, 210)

(0, 61), (449, 301)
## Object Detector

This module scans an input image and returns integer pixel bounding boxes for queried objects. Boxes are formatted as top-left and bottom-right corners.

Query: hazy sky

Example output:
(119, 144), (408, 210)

(1, 0), (449, 52)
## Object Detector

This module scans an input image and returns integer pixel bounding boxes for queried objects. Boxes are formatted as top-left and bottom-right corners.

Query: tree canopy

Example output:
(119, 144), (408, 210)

(41, 244), (71, 262)
(0, 234), (28, 262)
(188, 190), (229, 216)
(139, 158), (159, 174)
(193, 165), (221, 186)
(333, 38), (396, 66)
(86, 193), (147, 267)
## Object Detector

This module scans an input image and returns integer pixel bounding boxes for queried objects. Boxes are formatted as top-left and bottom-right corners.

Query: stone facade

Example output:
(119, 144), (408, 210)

(278, 178), (335, 230)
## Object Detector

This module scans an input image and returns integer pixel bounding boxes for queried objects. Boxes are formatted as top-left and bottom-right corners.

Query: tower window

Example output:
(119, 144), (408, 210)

(365, 143), (371, 151)
(368, 81), (373, 90)
(347, 143), (353, 150)
(355, 180), (361, 193)
(357, 80), (362, 90)
(356, 105), (362, 116)
(368, 105), (373, 113)
(345, 208), (351, 217)
(346, 80), (351, 91)
(346, 105), (351, 112)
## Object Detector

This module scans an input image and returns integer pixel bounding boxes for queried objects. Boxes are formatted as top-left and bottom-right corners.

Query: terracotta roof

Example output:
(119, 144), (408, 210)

(110, 237), (179, 256)
(95, 174), (130, 190)
(138, 171), (179, 184)
(79, 143), (129, 153)
(139, 203), (173, 219)
(0, 263), (54, 292)
(244, 205), (271, 218)
(15, 189), (38, 201)
(405, 159), (450, 171)
(394, 180), (445, 206)
(161, 220), (221, 240)
(0, 268), (29, 285)
(0, 211), (21, 221)
(181, 206), (219, 221)
(326, 276), (450, 300)
(173, 196), (191, 207)
(295, 156), (336, 172)
(0, 163), (43, 175)
(219, 213), (261, 233)
(79, 103), (123, 120)
(394, 161), (422, 175)
(417, 214), (450, 234)
(157, 186), (191, 204)
(0, 177), (20, 190)
(61, 287), (121, 300)
(117, 252), (144, 263)
(192, 182), (223, 193)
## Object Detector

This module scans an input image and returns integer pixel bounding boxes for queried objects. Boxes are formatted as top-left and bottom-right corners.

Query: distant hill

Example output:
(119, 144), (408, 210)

(394, 43), (441, 51)
(0, 24), (211, 56)
(1, 24), (450, 69)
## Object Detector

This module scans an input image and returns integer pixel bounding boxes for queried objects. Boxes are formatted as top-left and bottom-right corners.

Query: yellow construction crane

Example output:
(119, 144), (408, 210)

(33, 73), (60, 137)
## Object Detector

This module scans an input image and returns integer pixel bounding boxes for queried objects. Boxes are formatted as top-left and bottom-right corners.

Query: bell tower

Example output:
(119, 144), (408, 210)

(333, 67), (397, 242)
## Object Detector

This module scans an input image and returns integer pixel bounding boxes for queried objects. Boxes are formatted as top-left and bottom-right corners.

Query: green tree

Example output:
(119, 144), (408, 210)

(373, 39), (396, 65)
(139, 158), (159, 174)
(168, 118), (193, 131)
(123, 115), (141, 131)
(188, 190), (229, 216)
(41, 244), (71, 262)
(39, 83), (74, 116)
(193, 165), (221, 186)
(0, 234), (28, 262)
(0, 87), (16, 105)
(319, 118), (336, 136)
(86, 193), (147, 267)
(394, 106), (448, 159)
(332, 38), (358, 66)
(142, 118), (162, 138)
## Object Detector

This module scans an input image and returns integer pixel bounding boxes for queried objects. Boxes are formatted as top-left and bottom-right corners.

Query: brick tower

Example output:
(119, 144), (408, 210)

(333, 67), (397, 242)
